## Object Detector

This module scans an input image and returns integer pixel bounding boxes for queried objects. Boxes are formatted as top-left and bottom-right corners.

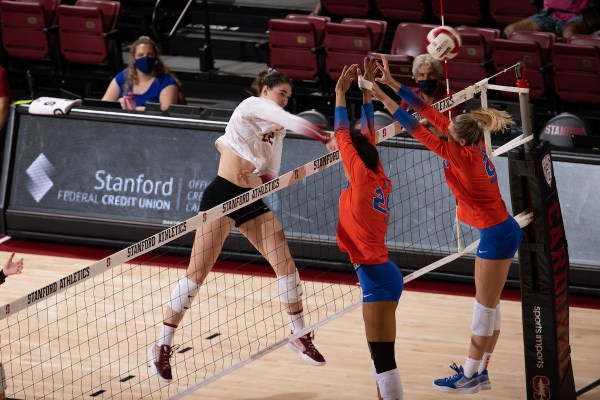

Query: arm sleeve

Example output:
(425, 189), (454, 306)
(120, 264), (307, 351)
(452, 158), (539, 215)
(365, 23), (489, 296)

(254, 100), (331, 144)
(361, 103), (376, 145)
(335, 106), (368, 182)
(397, 86), (451, 134)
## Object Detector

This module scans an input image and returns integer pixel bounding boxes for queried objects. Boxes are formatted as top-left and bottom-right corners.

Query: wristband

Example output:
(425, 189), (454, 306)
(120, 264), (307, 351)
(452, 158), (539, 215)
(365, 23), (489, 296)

(358, 75), (373, 91)
(0, 269), (6, 281)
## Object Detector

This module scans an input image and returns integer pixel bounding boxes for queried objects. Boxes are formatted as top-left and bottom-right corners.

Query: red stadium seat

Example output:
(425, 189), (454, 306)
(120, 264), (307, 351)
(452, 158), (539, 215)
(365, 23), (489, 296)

(0, 0), (59, 61)
(341, 18), (387, 51)
(430, 0), (484, 26)
(285, 14), (330, 44)
(321, 0), (370, 18)
(446, 27), (500, 91)
(58, 0), (121, 67)
(492, 31), (556, 100)
(370, 23), (438, 87)
(489, 0), (539, 27)
(323, 22), (374, 81)
(552, 39), (600, 105)
(375, 0), (426, 22)
(268, 18), (321, 81)
(568, 34), (600, 47)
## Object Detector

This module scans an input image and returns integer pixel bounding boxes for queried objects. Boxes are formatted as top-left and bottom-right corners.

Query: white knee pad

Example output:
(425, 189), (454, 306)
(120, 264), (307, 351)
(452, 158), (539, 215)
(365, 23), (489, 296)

(494, 303), (501, 331)
(471, 300), (496, 337)
(277, 270), (303, 304)
(376, 368), (403, 400)
(169, 276), (199, 313)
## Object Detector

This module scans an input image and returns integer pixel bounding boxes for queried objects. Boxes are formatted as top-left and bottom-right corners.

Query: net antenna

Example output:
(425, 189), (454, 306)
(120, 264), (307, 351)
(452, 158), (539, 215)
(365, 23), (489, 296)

(1, 70), (533, 399)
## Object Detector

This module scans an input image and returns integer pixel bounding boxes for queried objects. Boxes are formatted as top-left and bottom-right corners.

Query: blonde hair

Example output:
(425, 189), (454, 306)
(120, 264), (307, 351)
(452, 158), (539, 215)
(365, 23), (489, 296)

(124, 36), (180, 92)
(452, 108), (515, 146)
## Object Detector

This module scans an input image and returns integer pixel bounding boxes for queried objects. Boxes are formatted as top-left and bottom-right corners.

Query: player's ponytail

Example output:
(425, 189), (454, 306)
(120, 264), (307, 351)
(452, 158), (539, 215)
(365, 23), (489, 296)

(452, 108), (515, 146)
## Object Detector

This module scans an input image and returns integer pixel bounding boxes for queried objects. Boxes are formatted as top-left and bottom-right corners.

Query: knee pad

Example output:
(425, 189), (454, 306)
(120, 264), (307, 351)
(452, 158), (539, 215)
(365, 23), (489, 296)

(369, 341), (397, 374)
(169, 276), (199, 313)
(277, 270), (303, 304)
(376, 368), (403, 400)
(471, 300), (496, 337)
(494, 303), (501, 331)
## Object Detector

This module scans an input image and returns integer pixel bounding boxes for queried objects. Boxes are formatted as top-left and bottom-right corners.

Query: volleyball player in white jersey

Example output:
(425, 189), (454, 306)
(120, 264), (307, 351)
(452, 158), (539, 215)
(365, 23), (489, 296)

(149, 68), (335, 383)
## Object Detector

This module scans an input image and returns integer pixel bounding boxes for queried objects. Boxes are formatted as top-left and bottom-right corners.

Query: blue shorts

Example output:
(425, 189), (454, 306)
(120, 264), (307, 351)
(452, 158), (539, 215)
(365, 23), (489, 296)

(529, 11), (585, 35)
(476, 216), (522, 260)
(355, 260), (403, 303)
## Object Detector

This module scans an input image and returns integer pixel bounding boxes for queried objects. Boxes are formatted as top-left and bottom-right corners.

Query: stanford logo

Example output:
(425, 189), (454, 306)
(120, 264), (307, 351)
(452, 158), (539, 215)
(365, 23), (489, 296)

(533, 375), (551, 400)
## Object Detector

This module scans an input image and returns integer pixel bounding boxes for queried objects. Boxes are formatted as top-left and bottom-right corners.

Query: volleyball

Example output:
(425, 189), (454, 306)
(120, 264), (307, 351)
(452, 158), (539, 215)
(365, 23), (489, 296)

(426, 26), (462, 61)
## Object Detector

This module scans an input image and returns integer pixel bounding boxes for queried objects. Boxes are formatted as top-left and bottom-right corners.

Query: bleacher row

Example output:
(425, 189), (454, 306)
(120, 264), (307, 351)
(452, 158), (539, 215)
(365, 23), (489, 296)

(0, 0), (123, 86)
(268, 15), (600, 107)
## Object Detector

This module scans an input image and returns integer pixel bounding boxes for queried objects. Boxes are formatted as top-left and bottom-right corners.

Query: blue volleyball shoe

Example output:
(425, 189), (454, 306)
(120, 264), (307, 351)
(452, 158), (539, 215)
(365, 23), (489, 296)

(432, 362), (481, 394)
(478, 369), (491, 390)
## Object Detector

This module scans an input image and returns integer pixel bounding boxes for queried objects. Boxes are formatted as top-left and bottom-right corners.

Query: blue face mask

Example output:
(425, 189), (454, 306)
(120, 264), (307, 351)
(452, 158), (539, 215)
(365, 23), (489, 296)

(417, 79), (438, 96)
(134, 56), (158, 74)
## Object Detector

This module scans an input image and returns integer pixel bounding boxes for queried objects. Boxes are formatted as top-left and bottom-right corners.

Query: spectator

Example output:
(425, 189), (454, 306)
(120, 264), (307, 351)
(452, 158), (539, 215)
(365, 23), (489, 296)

(0, 66), (11, 132)
(309, 1), (322, 16)
(400, 54), (463, 137)
(102, 36), (180, 111)
(503, 0), (591, 40)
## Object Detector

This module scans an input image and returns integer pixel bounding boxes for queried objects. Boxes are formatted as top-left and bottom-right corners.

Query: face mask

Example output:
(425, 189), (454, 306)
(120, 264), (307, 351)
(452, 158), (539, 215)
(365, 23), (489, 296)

(417, 79), (438, 96)
(134, 56), (158, 74)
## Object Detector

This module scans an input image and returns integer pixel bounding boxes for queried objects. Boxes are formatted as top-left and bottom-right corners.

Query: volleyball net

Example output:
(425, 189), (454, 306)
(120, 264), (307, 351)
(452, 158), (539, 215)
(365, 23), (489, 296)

(0, 74), (533, 399)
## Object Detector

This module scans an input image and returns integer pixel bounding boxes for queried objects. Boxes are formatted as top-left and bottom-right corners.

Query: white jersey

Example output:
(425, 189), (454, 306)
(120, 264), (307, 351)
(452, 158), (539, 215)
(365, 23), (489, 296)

(215, 96), (329, 180)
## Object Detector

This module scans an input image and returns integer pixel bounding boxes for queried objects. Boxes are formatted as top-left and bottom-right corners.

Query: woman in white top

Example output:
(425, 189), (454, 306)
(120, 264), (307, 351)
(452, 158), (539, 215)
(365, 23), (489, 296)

(149, 69), (335, 383)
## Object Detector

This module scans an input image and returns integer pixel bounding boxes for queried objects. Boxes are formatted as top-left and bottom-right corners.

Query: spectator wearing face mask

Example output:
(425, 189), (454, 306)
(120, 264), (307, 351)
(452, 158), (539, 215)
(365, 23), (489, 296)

(400, 54), (463, 137)
(102, 36), (181, 111)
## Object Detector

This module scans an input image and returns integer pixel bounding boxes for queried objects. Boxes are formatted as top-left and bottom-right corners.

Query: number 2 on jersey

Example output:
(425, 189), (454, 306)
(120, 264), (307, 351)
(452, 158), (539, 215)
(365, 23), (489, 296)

(373, 187), (390, 215)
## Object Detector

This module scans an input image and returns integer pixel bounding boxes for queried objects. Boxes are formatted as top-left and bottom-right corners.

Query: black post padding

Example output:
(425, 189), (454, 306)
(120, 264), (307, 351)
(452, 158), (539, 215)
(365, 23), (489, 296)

(508, 141), (576, 400)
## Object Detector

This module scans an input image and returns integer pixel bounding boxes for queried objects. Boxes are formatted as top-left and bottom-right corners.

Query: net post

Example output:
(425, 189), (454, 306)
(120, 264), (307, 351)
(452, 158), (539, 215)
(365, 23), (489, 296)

(516, 62), (533, 147)
(508, 139), (576, 400)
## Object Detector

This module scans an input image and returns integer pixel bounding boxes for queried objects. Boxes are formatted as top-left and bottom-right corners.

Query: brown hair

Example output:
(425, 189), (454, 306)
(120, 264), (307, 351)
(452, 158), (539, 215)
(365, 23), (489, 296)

(249, 68), (293, 96)
(452, 108), (515, 146)
(124, 36), (180, 92)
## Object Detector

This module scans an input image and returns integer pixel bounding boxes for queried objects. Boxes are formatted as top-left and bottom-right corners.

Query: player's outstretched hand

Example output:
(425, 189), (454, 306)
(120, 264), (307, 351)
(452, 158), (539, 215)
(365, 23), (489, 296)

(374, 55), (394, 88)
(3, 253), (24, 276)
(335, 64), (357, 95)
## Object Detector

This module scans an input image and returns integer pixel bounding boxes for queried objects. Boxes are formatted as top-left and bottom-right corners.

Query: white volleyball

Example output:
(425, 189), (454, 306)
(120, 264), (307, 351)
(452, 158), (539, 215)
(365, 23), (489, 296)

(426, 26), (462, 61)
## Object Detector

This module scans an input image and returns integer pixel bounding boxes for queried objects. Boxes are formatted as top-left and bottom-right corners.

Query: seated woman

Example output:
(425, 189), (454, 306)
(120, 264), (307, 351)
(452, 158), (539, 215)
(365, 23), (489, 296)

(102, 36), (180, 111)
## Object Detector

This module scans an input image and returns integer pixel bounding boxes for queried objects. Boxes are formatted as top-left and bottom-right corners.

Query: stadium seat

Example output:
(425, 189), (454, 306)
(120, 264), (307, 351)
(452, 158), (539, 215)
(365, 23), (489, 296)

(491, 31), (556, 100)
(370, 23), (438, 87)
(323, 22), (375, 81)
(374, 0), (426, 22)
(430, 0), (485, 26)
(341, 18), (387, 51)
(285, 14), (330, 44)
(0, 0), (59, 63)
(568, 34), (600, 47)
(321, 0), (370, 18)
(489, 0), (539, 27)
(446, 27), (500, 91)
(58, 0), (121, 69)
(268, 18), (322, 82)
(552, 38), (600, 105)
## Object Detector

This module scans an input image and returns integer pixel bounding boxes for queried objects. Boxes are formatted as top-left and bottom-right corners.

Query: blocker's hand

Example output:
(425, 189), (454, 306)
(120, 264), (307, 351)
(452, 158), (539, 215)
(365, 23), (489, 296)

(3, 253), (24, 276)
(335, 64), (358, 95)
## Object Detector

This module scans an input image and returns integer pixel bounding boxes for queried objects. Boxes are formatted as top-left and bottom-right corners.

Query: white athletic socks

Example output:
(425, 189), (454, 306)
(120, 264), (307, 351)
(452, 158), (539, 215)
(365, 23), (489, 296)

(158, 323), (177, 347)
(463, 357), (481, 379)
(479, 352), (492, 373)
(375, 368), (403, 400)
(288, 309), (305, 334)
